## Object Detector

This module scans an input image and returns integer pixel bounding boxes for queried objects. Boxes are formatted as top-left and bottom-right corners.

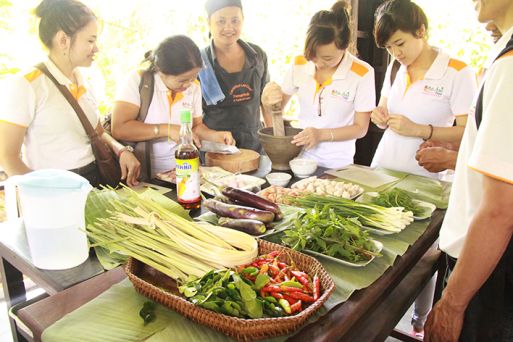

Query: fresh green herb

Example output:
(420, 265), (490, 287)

(179, 269), (263, 319)
(371, 188), (424, 216)
(139, 301), (157, 325)
(281, 206), (380, 263)
(291, 194), (413, 233)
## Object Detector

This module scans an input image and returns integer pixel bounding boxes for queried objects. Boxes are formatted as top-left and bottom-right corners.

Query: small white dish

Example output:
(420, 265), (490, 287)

(265, 172), (292, 187)
(289, 158), (317, 178)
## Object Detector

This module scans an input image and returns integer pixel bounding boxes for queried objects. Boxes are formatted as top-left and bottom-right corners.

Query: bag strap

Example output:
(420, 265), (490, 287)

(475, 34), (513, 129)
(138, 70), (154, 122)
(137, 70), (155, 180)
(36, 63), (99, 141)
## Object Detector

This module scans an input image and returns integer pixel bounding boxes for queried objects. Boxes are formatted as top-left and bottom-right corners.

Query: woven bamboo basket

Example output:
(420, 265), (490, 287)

(125, 239), (335, 342)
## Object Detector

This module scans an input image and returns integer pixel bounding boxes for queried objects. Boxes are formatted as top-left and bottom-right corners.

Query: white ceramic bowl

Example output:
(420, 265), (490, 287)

(265, 172), (292, 187)
(289, 158), (318, 178)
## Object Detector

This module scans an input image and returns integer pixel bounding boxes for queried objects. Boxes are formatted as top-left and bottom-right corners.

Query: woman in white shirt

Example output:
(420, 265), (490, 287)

(262, 0), (375, 169)
(370, 0), (477, 338)
(370, 0), (477, 179)
(112, 35), (234, 177)
(0, 0), (140, 187)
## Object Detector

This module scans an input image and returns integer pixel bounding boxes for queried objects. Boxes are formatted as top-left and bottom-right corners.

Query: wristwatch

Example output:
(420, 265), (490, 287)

(117, 145), (134, 158)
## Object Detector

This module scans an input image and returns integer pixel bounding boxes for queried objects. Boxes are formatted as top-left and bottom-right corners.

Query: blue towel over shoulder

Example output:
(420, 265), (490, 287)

(199, 48), (225, 106)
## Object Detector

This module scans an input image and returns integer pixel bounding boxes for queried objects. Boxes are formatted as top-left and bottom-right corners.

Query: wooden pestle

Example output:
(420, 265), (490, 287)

(271, 103), (285, 136)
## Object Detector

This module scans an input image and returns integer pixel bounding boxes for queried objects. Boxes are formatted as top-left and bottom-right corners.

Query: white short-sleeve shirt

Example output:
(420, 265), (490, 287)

(440, 26), (513, 258)
(0, 60), (98, 170)
(115, 71), (202, 174)
(281, 53), (375, 169)
(371, 50), (477, 178)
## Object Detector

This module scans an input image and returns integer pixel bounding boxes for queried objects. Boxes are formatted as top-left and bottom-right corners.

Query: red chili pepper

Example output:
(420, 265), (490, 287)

(267, 251), (281, 258)
(291, 271), (310, 289)
(287, 292), (315, 303)
(271, 292), (284, 300)
(313, 275), (320, 301)
(268, 264), (280, 277)
(290, 300), (302, 313)
(280, 286), (304, 292)
(251, 261), (259, 267)
(282, 294), (299, 305)
(260, 289), (267, 298)
(262, 285), (282, 293)
(277, 262), (288, 269)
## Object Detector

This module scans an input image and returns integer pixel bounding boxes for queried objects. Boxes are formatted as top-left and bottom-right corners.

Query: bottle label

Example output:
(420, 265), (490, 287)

(176, 157), (200, 202)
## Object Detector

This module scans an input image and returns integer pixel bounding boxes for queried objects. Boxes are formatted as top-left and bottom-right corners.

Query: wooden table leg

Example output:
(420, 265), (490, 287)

(1, 257), (28, 342)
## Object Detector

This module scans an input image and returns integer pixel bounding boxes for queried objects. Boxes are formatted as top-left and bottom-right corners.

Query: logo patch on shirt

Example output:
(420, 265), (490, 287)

(330, 89), (351, 100)
(422, 85), (444, 98)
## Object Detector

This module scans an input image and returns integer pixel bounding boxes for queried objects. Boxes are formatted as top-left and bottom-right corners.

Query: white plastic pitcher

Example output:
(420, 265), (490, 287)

(3, 169), (92, 270)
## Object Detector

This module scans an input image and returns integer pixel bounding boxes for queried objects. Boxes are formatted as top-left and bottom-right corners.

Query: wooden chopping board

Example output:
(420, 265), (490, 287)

(205, 148), (260, 173)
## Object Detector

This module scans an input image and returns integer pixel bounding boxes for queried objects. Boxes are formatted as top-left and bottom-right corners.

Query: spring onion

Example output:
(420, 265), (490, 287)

(291, 194), (413, 232)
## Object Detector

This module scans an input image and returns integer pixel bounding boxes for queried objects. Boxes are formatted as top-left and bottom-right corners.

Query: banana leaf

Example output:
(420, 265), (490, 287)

(42, 280), (178, 342)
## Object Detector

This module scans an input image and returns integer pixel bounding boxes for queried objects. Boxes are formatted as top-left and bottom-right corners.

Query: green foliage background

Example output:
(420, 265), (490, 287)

(0, 0), (493, 116)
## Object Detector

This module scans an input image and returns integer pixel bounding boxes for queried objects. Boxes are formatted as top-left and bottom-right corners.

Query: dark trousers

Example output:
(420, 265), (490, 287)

(446, 238), (513, 342)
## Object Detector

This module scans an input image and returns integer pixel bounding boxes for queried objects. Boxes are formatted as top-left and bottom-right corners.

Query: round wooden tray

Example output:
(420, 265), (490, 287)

(205, 148), (260, 173)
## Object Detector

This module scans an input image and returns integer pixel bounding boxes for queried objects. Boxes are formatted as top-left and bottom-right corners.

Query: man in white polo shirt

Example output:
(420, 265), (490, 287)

(425, 1), (513, 341)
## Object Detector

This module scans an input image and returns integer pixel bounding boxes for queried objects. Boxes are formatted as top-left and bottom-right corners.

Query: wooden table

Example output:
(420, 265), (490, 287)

(0, 160), (444, 341)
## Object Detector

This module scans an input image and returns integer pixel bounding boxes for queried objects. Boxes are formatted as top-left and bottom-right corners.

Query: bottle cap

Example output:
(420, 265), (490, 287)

(180, 109), (192, 123)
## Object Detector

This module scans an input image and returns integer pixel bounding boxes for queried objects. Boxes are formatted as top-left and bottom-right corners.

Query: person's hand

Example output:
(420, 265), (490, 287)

(262, 82), (283, 109)
(370, 106), (389, 129)
(419, 140), (459, 151)
(119, 151), (141, 187)
(387, 114), (421, 137)
(415, 146), (457, 172)
(192, 133), (202, 148)
(291, 127), (320, 150)
(215, 131), (235, 145)
(424, 295), (465, 342)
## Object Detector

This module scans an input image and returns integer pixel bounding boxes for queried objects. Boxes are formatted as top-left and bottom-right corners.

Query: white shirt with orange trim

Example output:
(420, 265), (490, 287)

(371, 50), (477, 178)
(440, 26), (513, 259)
(115, 70), (202, 174)
(281, 52), (375, 169)
(0, 60), (98, 170)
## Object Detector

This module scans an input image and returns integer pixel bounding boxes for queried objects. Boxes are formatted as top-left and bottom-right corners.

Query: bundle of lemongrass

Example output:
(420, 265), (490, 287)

(86, 187), (258, 282)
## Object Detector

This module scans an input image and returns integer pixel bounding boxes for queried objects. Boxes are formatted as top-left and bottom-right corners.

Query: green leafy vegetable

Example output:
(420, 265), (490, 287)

(139, 301), (157, 326)
(179, 269), (263, 319)
(282, 206), (380, 263)
(291, 194), (413, 232)
(371, 188), (424, 216)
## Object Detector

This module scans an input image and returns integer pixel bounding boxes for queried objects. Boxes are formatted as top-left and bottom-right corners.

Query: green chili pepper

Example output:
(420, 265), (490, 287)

(280, 280), (303, 288)
(242, 266), (259, 276)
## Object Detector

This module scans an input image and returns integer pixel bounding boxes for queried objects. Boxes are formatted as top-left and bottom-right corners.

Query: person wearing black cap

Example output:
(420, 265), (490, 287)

(199, 0), (271, 152)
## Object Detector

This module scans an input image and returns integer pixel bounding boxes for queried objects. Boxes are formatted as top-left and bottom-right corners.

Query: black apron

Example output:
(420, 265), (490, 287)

(202, 40), (268, 152)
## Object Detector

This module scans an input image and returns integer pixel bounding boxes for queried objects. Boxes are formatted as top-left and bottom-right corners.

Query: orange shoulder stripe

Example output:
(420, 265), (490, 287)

(498, 50), (513, 60)
(350, 62), (369, 77)
(448, 59), (467, 71)
(294, 56), (308, 65)
(468, 165), (513, 185)
(24, 69), (43, 82)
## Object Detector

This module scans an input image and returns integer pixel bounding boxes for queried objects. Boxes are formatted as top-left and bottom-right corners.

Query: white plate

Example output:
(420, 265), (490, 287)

(304, 240), (383, 267)
(356, 192), (436, 221)
(201, 174), (267, 196)
(412, 199), (436, 220)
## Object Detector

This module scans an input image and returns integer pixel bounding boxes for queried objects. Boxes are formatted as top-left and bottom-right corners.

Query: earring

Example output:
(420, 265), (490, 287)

(63, 52), (66, 56)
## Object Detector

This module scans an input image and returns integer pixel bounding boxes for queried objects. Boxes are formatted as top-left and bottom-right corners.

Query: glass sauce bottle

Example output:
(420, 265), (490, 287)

(175, 109), (201, 209)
